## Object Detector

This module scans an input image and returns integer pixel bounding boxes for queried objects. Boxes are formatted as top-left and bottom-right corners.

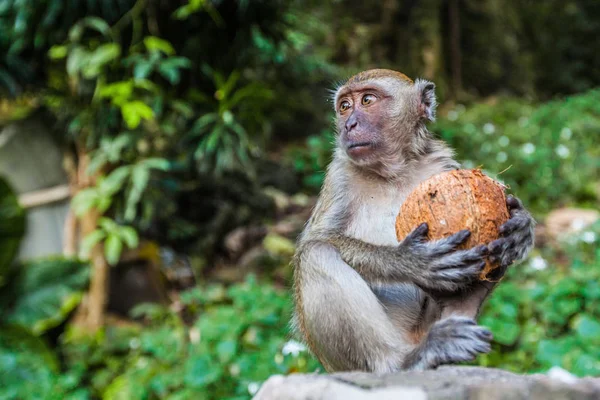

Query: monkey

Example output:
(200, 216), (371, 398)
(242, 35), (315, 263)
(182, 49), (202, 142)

(292, 69), (535, 373)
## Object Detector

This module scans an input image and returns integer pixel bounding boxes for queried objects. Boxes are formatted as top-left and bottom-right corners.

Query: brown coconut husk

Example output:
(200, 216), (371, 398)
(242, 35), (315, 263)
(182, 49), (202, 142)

(395, 169), (510, 280)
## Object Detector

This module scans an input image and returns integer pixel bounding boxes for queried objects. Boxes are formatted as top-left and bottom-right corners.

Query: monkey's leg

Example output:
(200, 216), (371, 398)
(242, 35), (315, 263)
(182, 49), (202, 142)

(439, 281), (496, 320)
(296, 242), (416, 373)
(373, 283), (492, 371)
(371, 283), (440, 344)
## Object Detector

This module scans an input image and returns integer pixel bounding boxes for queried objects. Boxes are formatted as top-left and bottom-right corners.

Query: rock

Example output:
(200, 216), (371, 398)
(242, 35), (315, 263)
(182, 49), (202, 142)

(253, 366), (600, 400)
(544, 208), (599, 241)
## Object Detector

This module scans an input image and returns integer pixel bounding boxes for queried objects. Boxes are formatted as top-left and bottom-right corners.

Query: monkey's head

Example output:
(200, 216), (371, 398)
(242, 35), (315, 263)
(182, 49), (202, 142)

(333, 69), (437, 174)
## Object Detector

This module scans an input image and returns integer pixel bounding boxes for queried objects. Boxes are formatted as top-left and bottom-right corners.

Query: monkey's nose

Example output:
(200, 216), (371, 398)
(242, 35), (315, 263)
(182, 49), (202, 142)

(345, 115), (358, 132)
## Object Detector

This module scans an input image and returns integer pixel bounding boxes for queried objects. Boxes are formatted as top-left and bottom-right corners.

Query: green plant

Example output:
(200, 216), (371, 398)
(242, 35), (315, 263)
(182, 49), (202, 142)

(477, 221), (600, 376)
(55, 275), (321, 399)
(0, 177), (25, 287)
(433, 90), (600, 214)
(284, 129), (334, 191)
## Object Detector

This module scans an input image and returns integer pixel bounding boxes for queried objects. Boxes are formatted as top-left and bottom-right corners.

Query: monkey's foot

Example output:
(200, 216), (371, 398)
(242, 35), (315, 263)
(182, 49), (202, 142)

(402, 316), (492, 371)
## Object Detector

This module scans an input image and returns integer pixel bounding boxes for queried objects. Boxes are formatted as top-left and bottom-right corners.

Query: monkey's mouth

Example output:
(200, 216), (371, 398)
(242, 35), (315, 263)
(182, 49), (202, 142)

(347, 142), (373, 150)
(347, 142), (373, 157)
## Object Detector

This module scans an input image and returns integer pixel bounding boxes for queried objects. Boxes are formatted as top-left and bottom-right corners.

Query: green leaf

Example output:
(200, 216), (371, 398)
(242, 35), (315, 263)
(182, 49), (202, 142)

(215, 340), (238, 363)
(69, 17), (111, 42)
(98, 166), (130, 195)
(144, 36), (176, 55)
(71, 189), (99, 216)
(119, 226), (139, 249)
(141, 158), (170, 171)
(185, 355), (221, 388)
(82, 43), (120, 78)
(0, 326), (62, 398)
(573, 314), (600, 343)
(6, 258), (90, 334)
(66, 47), (88, 76)
(104, 234), (123, 266)
(191, 113), (219, 135)
(124, 165), (150, 221)
(99, 81), (134, 102)
(48, 45), (68, 60)
(134, 60), (154, 79)
(98, 217), (119, 234)
(79, 229), (106, 258)
(121, 101), (154, 129)
(158, 57), (191, 84)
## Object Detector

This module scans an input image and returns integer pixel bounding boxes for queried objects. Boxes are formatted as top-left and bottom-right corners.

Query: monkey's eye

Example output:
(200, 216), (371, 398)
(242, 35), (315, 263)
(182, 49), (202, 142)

(361, 94), (376, 106)
(339, 100), (351, 113)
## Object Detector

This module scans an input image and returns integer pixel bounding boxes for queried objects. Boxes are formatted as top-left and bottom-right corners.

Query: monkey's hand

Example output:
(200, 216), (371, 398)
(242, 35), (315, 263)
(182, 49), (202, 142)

(399, 223), (488, 293)
(485, 195), (535, 281)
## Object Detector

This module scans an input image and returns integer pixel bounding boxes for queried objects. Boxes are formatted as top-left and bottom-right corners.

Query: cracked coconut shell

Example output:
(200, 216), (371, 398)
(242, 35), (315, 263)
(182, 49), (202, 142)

(395, 169), (510, 280)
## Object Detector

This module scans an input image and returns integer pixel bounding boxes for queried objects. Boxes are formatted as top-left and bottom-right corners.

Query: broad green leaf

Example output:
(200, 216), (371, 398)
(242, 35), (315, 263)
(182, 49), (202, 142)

(98, 217), (119, 234)
(79, 229), (106, 258)
(573, 314), (600, 343)
(6, 258), (90, 334)
(104, 234), (123, 266)
(119, 226), (139, 249)
(124, 165), (150, 221)
(184, 355), (221, 388)
(48, 45), (67, 60)
(141, 158), (170, 171)
(71, 189), (99, 216)
(134, 60), (154, 79)
(144, 36), (175, 55)
(0, 326), (62, 398)
(82, 43), (121, 78)
(66, 47), (88, 76)
(99, 81), (134, 101)
(121, 101), (154, 129)
(215, 340), (238, 363)
(98, 166), (130, 195)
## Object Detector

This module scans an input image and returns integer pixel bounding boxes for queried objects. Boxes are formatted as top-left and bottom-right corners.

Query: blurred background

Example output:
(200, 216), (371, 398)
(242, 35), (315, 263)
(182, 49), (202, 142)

(0, 0), (599, 398)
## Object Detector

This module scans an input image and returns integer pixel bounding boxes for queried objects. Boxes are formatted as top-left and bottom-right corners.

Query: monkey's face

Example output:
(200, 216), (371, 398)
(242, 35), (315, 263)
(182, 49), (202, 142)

(334, 70), (437, 172)
(335, 86), (389, 162)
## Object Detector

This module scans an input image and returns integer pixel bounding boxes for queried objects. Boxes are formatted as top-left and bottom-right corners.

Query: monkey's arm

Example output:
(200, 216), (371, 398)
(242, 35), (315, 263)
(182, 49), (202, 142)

(326, 224), (488, 292)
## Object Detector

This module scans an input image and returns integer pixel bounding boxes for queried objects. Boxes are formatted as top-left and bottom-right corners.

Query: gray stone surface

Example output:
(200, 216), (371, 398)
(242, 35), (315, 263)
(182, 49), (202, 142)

(253, 366), (600, 400)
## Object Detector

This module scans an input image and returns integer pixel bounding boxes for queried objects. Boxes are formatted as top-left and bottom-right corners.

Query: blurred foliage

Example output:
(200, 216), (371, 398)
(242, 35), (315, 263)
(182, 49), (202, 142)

(434, 90), (600, 214)
(2, 276), (320, 399)
(1, 258), (90, 335)
(0, 177), (25, 287)
(478, 222), (600, 376)
(1, 0), (599, 399)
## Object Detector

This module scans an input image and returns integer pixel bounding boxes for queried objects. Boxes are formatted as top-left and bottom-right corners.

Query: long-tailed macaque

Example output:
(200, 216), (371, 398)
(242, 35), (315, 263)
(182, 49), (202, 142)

(292, 69), (535, 372)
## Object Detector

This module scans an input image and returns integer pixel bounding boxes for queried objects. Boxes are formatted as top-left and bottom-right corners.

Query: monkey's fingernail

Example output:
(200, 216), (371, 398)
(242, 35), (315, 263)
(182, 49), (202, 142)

(506, 196), (520, 209)
(477, 245), (489, 255)
(477, 261), (486, 270)
(481, 330), (493, 339)
(489, 240), (503, 253)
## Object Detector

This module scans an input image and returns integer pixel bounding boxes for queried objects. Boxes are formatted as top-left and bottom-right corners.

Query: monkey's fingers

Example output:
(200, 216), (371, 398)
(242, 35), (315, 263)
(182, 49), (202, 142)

(431, 245), (488, 270)
(426, 230), (471, 256)
(404, 222), (430, 243)
(499, 214), (530, 236)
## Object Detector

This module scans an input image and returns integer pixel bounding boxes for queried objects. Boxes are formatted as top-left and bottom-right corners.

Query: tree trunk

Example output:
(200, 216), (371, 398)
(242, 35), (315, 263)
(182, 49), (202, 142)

(448, 0), (463, 98)
(76, 148), (109, 333)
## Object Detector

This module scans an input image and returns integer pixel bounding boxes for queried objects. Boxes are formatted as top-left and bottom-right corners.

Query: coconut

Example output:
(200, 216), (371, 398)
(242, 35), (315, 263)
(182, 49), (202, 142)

(395, 169), (510, 280)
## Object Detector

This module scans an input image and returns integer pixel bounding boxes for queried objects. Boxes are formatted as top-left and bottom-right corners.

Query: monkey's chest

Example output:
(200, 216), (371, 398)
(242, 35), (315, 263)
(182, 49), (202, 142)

(345, 198), (403, 246)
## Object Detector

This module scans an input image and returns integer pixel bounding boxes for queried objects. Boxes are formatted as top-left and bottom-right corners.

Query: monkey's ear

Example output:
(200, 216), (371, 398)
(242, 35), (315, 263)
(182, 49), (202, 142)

(415, 79), (437, 122)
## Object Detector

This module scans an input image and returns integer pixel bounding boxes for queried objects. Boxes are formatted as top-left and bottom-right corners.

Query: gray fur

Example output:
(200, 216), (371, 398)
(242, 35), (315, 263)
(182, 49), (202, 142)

(292, 72), (535, 373)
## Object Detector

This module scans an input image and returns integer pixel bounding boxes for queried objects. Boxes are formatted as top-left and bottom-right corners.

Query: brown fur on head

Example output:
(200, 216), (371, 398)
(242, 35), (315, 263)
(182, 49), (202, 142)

(333, 69), (438, 179)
